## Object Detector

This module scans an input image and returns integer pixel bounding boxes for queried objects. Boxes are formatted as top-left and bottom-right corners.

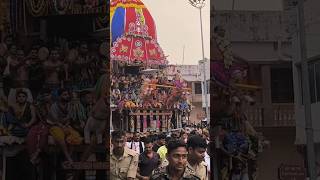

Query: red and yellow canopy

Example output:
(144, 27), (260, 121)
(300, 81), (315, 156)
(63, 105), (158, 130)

(110, 0), (167, 66)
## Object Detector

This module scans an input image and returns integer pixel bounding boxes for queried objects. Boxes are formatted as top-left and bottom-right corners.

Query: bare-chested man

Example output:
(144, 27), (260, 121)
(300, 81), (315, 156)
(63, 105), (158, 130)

(27, 46), (45, 97)
(43, 48), (65, 91)
(10, 49), (29, 88)
(7, 48), (33, 106)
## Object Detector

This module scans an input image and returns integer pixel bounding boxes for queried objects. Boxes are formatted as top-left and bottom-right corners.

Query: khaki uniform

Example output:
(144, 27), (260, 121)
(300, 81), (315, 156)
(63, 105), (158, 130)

(160, 158), (169, 167)
(110, 147), (139, 180)
(187, 161), (208, 180)
(150, 165), (200, 180)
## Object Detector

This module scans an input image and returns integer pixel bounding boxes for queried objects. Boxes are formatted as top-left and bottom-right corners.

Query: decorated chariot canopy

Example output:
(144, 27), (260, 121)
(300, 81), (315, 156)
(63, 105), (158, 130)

(110, 0), (167, 66)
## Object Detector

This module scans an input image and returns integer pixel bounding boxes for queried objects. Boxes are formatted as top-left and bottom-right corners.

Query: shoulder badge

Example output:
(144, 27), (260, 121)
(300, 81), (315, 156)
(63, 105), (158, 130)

(185, 164), (196, 174)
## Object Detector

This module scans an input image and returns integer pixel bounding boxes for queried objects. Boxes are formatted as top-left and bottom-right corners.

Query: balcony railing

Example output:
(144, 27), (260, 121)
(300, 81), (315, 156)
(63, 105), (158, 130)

(245, 103), (295, 127)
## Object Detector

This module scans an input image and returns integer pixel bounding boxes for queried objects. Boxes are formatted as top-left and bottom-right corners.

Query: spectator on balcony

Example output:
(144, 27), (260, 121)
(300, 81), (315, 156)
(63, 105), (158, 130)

(8, 89), (37, 137)
(70, 42), (95, 89)
(28, 46), (46, 97)
(43, 47), (65, 93)
(7, 48), (34, 107)
(47, 88), (82, 164)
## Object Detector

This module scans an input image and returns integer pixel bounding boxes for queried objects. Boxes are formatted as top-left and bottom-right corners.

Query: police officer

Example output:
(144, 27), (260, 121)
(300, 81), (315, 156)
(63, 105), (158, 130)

(151, 139), (200, 180)
(186, 135), (208, 180)
(110, 130), (139, 180)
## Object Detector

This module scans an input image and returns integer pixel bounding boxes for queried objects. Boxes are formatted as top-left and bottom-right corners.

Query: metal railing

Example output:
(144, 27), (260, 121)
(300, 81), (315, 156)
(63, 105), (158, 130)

(245, 103), (295, 127)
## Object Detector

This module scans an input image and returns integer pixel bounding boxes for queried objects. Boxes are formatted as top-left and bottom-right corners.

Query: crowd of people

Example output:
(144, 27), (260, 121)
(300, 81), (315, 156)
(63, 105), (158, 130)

(0, 36), (108, 166)
(111, 69), (192, 111)
(110, 128), (211, 180)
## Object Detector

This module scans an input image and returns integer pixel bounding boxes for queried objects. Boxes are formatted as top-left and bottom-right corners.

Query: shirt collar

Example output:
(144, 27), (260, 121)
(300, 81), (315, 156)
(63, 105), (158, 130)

(110, 147), (130, 160)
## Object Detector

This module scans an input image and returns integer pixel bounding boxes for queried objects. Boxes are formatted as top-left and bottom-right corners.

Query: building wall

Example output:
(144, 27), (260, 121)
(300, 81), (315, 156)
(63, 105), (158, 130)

(295, 103), (320, 144)
(164, 65), (205, 125)
(232, 42), (292, 61)
(290, 0), (320, 146)
(214, 9), (302, 179)
(256, 127), (304, 180)
(190, 82), (204, 124)
(189, 102), (203, 124)
(199, 59), (210, 109)
(214, 11), (290, 42)
(192, 93), (202, 103)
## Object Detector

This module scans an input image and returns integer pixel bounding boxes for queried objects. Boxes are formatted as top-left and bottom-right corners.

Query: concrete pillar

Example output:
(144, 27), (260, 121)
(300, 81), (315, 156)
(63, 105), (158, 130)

(192, 82), (195, 102)
(39, 19), (47, 42)
(261, 65), (274, 126)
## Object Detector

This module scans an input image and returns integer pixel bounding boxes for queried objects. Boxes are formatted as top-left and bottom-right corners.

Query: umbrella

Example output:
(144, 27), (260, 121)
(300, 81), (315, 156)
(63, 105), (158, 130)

(110, 0), (167, 66)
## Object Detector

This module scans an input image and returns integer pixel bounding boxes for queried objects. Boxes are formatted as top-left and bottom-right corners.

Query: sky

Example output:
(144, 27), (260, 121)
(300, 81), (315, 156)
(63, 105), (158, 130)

(142, 0), (210, 65)
(142, 0), (283, 65)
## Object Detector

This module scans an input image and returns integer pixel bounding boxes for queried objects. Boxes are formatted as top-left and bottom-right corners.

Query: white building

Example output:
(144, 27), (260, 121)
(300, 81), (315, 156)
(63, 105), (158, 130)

(165, 63), (209, 124)
(287, 0), (320, 174)
(199, 58), (210, 116)
(214, 7), (301, 180)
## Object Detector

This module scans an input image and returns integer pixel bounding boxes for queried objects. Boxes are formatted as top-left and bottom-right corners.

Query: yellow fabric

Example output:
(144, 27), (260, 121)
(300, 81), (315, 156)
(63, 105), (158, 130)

(50, 126), (82, 145)
(157, 145), (167, 162)
(110, 3), (145, 15)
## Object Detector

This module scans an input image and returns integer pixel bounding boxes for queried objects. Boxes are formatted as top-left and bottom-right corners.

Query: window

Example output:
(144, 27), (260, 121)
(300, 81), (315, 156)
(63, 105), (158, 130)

(308, 61), (320, 103)
(316, 63), (320, 102)
(195, 82), (202, 94)
(271, 67), (294, 103)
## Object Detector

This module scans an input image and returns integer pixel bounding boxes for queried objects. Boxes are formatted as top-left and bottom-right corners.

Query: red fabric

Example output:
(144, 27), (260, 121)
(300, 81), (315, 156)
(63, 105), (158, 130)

(124, 8), (136, 35)
(143, 8), (156, 40)
(111, 36), (166, 65)
(157, 119), (161, 129)
(26, 122), (49, 155)
(143, 118), (147, 129)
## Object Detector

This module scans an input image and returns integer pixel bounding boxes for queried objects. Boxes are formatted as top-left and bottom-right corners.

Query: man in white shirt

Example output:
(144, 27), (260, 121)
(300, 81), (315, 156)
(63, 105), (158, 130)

(126, 132), (144, 154)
